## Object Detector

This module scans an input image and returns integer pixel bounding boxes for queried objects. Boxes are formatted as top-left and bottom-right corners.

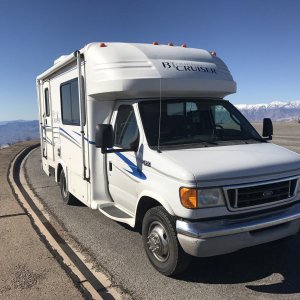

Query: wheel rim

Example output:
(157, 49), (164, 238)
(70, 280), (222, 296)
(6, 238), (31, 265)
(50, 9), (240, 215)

(147, 221), (170, 262)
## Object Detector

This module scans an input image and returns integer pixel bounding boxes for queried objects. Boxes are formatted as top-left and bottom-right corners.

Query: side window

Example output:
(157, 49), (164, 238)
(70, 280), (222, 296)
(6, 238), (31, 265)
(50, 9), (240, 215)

(167, 103), (184, 116)
(212, 105), (241, 131)
(114, 105), (139, 148)
(44, 88), (50, 117)
(60, 79), (80, 125)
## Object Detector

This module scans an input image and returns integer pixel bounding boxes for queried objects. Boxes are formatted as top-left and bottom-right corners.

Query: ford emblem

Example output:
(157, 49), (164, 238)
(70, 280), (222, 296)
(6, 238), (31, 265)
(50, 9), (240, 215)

(263, 190), (274, 198)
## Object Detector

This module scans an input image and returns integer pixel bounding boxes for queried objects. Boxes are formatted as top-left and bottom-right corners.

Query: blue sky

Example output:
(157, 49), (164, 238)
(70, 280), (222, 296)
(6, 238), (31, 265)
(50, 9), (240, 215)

(0, 0), (299, 121)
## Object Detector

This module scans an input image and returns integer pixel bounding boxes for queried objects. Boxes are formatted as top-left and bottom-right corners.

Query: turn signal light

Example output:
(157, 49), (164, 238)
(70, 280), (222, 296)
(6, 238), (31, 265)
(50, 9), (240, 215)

(181, 43), (187, 48)
(168, 42), (174, 46)
(152, 41), (159, 45)
(99, 42), (107, 47)
(180, 188), (197, 209)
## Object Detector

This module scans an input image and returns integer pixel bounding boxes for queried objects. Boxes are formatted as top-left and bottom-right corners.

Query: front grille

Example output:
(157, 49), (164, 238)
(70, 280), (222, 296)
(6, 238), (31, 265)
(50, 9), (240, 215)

(226, 178), (298, 210)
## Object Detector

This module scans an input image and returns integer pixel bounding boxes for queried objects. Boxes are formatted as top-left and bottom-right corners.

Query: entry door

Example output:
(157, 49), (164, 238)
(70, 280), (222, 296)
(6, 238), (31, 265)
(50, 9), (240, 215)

(107, 104), (141, 213)
(41, 82), (54, 161)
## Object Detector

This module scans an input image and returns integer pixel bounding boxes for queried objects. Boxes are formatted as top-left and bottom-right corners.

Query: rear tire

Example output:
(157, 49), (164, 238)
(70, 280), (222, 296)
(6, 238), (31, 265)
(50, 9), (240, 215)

(59, 169), (76, 205)
(142, 206), (191, 276)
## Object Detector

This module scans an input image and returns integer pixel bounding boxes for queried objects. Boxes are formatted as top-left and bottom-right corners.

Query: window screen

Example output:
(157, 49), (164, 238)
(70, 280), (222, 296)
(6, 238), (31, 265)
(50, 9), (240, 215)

(60, 79), (80, 125)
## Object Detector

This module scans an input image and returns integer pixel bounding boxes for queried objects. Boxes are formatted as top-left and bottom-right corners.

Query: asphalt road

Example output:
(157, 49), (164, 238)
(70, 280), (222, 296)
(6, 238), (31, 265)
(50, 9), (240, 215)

(25, 124), (300, 300)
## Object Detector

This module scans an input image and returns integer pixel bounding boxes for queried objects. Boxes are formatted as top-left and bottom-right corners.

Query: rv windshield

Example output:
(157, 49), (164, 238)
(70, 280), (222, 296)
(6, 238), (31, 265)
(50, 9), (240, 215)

(138, 99), (262, 149)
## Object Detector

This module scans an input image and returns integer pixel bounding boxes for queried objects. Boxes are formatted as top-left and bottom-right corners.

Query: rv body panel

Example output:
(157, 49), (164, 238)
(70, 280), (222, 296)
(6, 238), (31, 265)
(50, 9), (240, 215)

(37, 43), (300, 275)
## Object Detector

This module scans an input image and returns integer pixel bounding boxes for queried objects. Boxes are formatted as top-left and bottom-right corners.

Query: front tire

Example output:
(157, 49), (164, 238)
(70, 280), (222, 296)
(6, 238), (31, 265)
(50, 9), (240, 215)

(59, 169), (76, 205)
(142, 206), (191, 276)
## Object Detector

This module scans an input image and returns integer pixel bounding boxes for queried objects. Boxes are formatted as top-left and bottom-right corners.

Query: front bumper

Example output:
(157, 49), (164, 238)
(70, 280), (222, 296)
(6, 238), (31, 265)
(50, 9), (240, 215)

(176, 203), (300, 257)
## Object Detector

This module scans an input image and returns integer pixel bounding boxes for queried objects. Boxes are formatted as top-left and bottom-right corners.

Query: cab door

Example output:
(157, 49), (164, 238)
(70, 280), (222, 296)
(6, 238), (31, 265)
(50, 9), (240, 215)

(107, 104), (142, 213)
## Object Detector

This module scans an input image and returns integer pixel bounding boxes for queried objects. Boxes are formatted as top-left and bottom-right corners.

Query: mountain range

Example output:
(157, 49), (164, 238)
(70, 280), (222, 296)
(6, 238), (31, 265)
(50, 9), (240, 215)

(235, 100), (300, 122)
(1, 101), (300, 147)
(0, 120), (39, 147)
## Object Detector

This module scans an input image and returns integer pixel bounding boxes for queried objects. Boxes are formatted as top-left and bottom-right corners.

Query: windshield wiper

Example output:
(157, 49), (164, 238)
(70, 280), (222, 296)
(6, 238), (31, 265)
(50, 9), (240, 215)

(241, 137), (265, 143)
(195, 139), (218, 146)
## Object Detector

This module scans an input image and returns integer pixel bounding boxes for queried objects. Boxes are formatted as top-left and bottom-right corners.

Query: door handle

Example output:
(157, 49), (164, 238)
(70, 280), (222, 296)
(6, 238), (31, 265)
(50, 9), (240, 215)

(109, 161), (112, 171)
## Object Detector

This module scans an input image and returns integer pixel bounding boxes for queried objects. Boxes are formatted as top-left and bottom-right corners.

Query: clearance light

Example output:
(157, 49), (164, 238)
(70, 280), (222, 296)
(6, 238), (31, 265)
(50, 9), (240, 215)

(181, 43), (187, 48)
(168, 42), (174, 46)
(152, 41), (159, 45)
(210, 51), (217, 56)
(180, 188), (197, 209)
(99, 42), (107, 47)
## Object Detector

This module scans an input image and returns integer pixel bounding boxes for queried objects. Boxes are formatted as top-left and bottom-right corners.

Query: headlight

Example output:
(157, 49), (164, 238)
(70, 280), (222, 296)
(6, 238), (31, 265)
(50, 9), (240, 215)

(198, 188), (224, 207)
(180, 187), (225, 209)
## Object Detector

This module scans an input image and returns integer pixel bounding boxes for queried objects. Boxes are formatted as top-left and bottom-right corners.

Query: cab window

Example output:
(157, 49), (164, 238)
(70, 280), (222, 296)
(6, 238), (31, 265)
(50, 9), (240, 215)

(114, 105), (139, 148)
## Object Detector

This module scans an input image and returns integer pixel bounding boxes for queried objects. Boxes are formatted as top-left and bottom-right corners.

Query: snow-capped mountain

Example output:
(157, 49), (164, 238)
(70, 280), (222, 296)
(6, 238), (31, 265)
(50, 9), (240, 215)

(235, 100), (300, 122)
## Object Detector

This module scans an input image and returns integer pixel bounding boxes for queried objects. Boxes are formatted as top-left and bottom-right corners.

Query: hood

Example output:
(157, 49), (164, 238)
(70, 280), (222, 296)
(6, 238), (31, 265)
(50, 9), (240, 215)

(162, 143), (300, 187)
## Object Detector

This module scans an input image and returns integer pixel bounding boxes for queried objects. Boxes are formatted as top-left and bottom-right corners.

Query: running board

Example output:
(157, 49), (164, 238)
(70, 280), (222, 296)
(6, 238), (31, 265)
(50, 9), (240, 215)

(98, 203), (135, 227)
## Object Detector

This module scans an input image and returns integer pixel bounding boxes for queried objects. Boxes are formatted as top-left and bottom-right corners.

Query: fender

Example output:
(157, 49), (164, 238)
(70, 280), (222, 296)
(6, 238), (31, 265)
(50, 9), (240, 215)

(55, 159), (68, 184)
(136, 190), (175, 216)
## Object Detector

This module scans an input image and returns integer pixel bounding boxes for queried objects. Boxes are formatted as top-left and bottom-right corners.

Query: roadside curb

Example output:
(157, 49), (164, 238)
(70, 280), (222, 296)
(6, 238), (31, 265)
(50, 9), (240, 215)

(8, 145), (126, 300)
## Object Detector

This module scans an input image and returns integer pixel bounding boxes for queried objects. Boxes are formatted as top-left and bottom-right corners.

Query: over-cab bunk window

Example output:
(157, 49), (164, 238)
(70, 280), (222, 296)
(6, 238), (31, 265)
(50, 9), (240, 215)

(60, 78), (80, 125)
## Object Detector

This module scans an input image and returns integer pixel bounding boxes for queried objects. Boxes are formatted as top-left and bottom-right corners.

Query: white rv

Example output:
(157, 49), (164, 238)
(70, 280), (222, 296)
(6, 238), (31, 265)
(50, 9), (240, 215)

(37, 42), (300, 276)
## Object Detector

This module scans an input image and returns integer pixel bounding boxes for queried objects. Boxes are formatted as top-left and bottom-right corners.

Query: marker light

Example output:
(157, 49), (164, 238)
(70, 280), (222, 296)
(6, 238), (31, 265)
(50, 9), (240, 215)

(180, 188), (197, 209)
(152, 41), (159, 45)
(168, 42), (174, 46)
(181, 43), (187, 48)
(99, 42), (107, 47)
(210, 51), (217, 56)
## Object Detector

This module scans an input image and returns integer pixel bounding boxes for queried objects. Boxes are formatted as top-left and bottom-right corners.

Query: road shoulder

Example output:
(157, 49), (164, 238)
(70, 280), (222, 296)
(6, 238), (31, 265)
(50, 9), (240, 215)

(0, 142), (84, 299)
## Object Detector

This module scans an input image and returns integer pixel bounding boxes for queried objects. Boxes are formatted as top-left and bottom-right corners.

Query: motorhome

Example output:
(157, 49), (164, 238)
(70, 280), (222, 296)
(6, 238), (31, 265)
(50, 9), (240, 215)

(37, 42), (300, 276)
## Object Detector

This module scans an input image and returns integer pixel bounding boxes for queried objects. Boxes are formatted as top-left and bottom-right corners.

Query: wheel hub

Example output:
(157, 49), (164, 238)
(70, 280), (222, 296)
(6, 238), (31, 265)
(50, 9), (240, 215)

(147, 222), (169, 262)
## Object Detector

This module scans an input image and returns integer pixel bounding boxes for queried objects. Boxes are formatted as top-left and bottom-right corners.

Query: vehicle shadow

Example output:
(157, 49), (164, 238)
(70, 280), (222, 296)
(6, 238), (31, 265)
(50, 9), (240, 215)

(115, 217), (300, 295)
(176, 234), (300, 294)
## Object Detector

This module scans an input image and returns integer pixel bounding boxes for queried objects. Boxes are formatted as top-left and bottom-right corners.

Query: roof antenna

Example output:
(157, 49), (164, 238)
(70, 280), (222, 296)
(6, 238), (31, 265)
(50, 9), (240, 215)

(157, 78), (162, 153)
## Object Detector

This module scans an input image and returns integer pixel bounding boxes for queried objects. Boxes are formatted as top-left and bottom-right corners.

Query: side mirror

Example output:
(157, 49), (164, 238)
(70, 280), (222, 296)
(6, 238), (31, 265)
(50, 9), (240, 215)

(262, 118), (273, 140)
(95, 124), (114, 152)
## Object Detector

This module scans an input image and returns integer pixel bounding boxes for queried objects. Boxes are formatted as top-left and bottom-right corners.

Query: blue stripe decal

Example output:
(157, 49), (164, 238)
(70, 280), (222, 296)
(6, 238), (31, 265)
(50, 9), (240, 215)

(115, 152), (146, 180)
(43, 137), (53, 145)
(59, 127), (81, 145)
(72, 130), (95, 145)
(72, 130), (81, 137)
(42, 125), (51, 129)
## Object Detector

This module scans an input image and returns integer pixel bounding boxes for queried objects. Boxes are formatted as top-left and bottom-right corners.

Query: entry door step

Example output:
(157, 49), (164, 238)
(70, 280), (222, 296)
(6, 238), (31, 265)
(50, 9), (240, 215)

(98, 203), (135, 227)
(101, 205), (131, 218)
